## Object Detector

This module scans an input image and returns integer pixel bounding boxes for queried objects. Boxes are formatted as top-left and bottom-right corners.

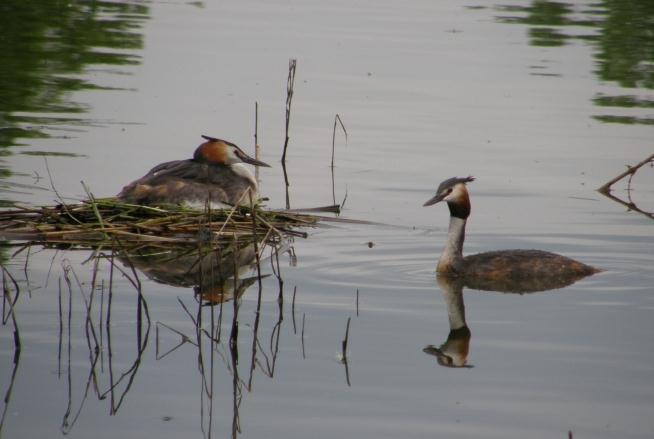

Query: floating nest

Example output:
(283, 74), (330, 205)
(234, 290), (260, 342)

(0, 198), (322, 250)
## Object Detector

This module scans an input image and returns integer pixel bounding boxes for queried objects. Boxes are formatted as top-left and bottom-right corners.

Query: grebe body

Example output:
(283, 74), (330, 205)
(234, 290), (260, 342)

(424, 176), (599, 288)
(118, 135), (270, 206)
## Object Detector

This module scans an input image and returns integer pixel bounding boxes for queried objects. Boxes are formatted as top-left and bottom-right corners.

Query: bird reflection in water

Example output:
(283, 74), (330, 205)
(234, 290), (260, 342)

(425, 266), (599, 369)
(424, 276), (472, 368)
(120, 238), (274, 306)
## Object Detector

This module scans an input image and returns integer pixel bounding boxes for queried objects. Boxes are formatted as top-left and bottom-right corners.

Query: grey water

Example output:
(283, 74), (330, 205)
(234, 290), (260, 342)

(1, 1), (653, 438)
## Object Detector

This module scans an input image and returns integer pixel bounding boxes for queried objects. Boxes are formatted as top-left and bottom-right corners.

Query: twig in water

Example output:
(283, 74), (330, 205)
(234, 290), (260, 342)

(356, 288), (359, 317)
(282, 59), (297, 209)
(0, 275), (21, 434)
(301, 313), (306, 359)
(331, 114), (347, 206)
(248, 193), (265, 389)
(597, 153), (654, 220)
(282, 59), (297, 167)
(598, 153), (654, 194)
(58, 277), (63, 377)
(292, 286), (297, 334)
(341, 317), (352, 386)
(331, 114), (347, 170)
(2, 268), (21, 325)
(340, 186), (348, 212)
(155, 321), (195, 360)
(254, 101), (261, 184)
(342, 317), (351, 356)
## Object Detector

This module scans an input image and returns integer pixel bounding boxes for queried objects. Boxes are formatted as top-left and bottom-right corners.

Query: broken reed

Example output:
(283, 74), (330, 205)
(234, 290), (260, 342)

(281, 58), (297, 167)
(0, 197), (317, 248)
(281, 58), (297, 210)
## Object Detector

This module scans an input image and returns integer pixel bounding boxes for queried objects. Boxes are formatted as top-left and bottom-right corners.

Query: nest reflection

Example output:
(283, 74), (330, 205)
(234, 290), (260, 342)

(0, 232), (295, 439)
(124, 237), (292, 438)
(120, 239), (272, 305)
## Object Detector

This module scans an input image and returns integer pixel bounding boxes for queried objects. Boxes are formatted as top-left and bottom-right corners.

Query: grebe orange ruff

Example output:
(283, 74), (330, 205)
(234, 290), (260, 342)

(118, 135), (270, 206)
(423, 176), (600, 285)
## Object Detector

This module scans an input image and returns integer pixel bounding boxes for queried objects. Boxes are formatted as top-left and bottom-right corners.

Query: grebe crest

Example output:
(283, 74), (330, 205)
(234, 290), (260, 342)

(423, 176), (600, 290)
(195, 135), (268, 167)
(118, 135), (270, 207)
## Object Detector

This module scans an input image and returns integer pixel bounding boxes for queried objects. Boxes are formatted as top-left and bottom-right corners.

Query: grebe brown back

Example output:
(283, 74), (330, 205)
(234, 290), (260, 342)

(118, 135), (270, 206)
(423, 176), (600, 287)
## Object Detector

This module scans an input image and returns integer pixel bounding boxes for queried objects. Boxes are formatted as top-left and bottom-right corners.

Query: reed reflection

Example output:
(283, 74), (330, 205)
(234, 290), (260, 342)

(0, 266), (22, 434)
(137, 237), (291, 438)
(0, 230), (293, 438)
(58, 254), (150, 433)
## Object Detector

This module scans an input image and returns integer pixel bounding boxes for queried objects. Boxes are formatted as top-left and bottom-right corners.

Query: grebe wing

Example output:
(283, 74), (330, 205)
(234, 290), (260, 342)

(117, 159), (198, 200)
(141, 159), (199, 181)
(118, 161), (254, 205)
(461, 249), (599, 293)
(143, 162), (255, 194)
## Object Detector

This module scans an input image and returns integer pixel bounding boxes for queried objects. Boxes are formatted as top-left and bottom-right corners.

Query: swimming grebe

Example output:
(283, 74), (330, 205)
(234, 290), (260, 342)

(423, 176), (600, 286)
(118, 135), (270, 206)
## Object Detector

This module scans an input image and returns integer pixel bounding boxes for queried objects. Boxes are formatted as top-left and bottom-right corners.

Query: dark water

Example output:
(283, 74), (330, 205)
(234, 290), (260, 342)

(1, 1), (653, 438)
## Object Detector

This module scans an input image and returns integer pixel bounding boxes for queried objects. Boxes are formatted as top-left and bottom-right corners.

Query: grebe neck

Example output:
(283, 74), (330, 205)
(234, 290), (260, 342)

(438, 277), (466, 330)
(437, 211), (467, 274)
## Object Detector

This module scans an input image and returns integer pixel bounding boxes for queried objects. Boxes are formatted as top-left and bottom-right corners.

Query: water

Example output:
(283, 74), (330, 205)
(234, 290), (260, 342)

(1, 1), (653, 438)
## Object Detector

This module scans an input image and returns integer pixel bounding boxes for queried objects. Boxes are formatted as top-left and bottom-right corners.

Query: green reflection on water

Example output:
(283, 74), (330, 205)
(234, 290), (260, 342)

(593, 94), (654, 108)
(496, 0), (654, 125)
(497, 1), (600, 46)
(528, 27), (568, 47)
(592, 115), (654, 125)
(596, 1), (654, 89)
(0, 0), (149, 204)
(0, 241), (9, 265)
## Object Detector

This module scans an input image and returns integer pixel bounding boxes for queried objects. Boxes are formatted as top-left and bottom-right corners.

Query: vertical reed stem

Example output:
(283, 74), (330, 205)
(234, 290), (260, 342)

(282, 59), (297, 210)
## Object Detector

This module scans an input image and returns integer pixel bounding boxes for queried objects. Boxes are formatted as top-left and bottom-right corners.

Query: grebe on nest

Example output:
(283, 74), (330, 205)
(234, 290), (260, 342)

(423, 176), (600, 289)
(118, 135), (270, 206)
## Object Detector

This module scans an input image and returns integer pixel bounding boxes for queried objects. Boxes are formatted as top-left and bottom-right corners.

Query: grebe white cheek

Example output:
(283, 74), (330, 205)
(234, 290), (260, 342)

(423, 176), (600, 290)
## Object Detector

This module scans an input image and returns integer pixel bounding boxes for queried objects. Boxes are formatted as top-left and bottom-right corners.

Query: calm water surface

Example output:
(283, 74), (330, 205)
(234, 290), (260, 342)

(1, 1), (653, 438)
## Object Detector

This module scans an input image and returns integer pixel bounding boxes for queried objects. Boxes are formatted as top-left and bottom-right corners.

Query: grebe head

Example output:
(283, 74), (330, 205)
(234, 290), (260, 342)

(423, 176), (475, 219)
(194, 135), (271, 167)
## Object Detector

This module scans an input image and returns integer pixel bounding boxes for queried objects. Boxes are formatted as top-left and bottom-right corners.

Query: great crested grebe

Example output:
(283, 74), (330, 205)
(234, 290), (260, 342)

(423, 176), (600, 285)
(118, 135), (270, 206)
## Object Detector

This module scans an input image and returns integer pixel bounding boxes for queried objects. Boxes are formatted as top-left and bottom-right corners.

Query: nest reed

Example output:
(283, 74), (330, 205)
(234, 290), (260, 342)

(0, 197), (319, 250)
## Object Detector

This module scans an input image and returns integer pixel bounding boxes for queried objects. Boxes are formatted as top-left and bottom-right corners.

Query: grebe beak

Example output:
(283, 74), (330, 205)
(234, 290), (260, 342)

(423, 193), (445, 207)
(235, 150), (271, 168)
